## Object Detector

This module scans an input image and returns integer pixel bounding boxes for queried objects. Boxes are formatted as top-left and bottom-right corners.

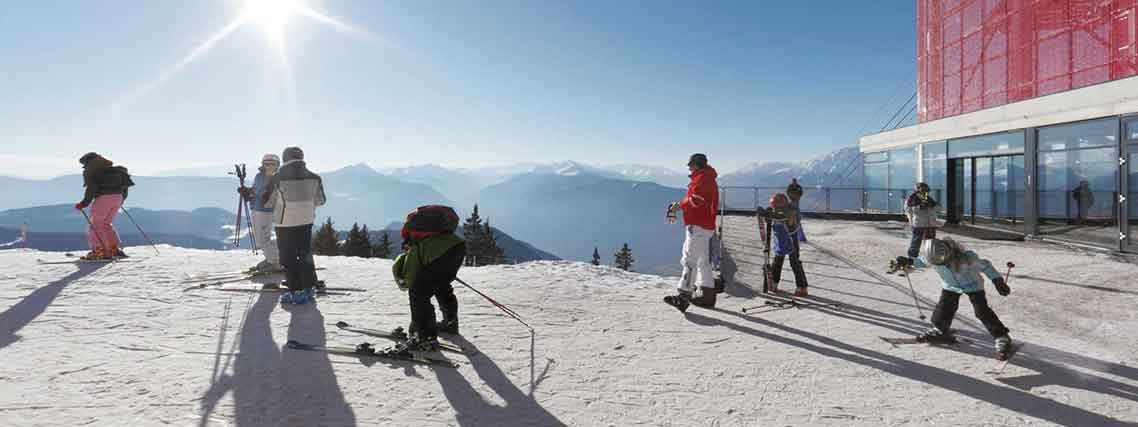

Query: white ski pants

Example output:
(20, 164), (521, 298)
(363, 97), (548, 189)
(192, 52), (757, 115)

(252, 210), (279, 265)
(677, 225), (715, 293)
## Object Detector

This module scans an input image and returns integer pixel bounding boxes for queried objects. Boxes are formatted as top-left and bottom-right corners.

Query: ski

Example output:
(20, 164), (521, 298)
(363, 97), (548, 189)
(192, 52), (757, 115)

(756, 210), (776, 294)
(990, 343), (1024, 375)
(183, 267), (325, 283)
(879, 334), (973, 347)
(37, 258), (140, 265)
(284, 340), (459, 368)
(333, 321), (475, 356)
(189, 281), (365, 294)
(663, 295), (690, 313)
(762, 299), (840, 310)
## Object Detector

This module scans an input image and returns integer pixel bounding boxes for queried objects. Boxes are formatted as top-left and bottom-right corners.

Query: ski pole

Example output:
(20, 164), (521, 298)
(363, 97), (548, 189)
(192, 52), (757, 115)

(454, 277), (534, 333)
(79, 208), (109, 256)
(233, 194), (244, 248)
(120, 207), (160, 255)
(1004, 262), (1015, 284)
(243, 199), (257, 253)
(901, 268), (926, 320)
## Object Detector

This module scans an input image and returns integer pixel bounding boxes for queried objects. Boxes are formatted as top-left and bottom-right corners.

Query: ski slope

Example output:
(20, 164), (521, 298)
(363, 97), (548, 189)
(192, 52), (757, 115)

(1, 218), (1136, 426)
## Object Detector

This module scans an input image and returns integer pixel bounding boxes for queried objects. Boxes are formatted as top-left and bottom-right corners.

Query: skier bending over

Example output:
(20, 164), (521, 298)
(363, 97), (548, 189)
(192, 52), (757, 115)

(896, 238), (1015, 360)
(392, 205), (466, 352)
(238, 153), (282, 272)
(262, 147), (326, 305)
(664, 153), (719, 312)
(769, 193), (808, 297)
(75, 152), (133, 260)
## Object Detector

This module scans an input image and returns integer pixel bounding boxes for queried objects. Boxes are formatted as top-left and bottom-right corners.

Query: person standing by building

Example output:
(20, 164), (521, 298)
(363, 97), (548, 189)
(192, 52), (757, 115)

(664, 153), (719, 312)
(74, 152), (133, 260)
(239, 154), (282, 272)
(1071, 180), (1094, 225)
(903, 182), (939, 263)
(262, 147), (326, 305)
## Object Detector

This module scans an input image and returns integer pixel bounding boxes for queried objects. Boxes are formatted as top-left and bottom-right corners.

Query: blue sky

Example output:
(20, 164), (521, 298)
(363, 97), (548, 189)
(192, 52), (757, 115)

(0, 0), (916, 178)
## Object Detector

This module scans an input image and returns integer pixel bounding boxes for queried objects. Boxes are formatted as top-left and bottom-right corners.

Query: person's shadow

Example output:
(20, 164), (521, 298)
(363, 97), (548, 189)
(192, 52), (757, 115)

(1, 263), (107, 350)
(434, 335), (564, 426)
(196, 294), (357, 426)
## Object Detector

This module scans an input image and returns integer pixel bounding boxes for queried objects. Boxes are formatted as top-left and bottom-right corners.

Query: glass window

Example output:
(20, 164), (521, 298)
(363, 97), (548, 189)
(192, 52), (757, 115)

(889, 147), (918, 212)
(865, 163), (889, 211)
(948, 130), (1025, 158)
(1038, 118), (1118, 151)
(864, 151), (889, 162)
(922, 141), (948, 211)
(1126, 118), (1138, 142)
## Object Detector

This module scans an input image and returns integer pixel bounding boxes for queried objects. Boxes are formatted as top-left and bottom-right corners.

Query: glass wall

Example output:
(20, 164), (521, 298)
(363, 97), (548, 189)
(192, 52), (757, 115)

(1127, 118), (1138, 249)
(1036, 117), (1120, 246)
(922, 141), (948, 215)
(862, 148), (919, 213)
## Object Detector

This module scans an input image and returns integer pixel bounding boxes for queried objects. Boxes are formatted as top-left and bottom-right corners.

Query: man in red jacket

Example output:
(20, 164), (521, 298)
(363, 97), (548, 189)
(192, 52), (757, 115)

(664, 153), (719, 312)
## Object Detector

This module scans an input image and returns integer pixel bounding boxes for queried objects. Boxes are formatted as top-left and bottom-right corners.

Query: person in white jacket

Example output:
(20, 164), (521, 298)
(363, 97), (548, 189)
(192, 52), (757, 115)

(238, 153), (282, 272)
(904, 182), (939, 260)
(261, 147), (326, 305)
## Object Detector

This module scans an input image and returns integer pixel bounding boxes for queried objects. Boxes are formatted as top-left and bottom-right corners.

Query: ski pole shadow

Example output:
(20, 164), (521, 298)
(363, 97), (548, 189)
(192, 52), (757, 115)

(1015, 274), (1138, 296)
(0, 263), (107, 350)
(436, 335), (564, 426)
(683, 310), (1132, 427)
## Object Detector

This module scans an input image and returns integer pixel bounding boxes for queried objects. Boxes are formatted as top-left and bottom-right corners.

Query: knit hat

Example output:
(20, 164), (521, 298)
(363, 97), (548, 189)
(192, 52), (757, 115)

(687, 153), (708, 168)
(282, 147), (304, 161)
(79, 152), (99, 165)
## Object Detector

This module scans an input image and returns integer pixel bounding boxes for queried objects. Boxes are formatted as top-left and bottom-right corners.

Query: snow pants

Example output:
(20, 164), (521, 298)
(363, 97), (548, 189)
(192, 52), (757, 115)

(409, 245), (465, 339)
(677, 225), (715, 293)
(88, 194), (123, 253)
(908, 227), (937, 259)
(771, 240), (808, 288)
(931, 289), (1009, 338)
(251, 210), (279, 265)
(276, 224), (318, 291)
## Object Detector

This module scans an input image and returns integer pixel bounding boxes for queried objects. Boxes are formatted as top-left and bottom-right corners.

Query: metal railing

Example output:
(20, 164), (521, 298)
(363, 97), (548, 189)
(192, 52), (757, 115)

(719, 186), (929, 214)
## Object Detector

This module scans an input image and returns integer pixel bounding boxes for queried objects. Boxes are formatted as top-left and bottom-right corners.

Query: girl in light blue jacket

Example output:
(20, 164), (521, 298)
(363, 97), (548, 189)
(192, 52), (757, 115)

(897, 237), (1015, 360)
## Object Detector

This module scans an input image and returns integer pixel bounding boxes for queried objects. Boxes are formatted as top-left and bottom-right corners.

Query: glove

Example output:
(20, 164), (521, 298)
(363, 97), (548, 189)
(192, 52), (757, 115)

(894, 256), (912, 269)
(395, 278), (408, 292)
(993, 277), (1011, 296)
(74, 202), (88, 211)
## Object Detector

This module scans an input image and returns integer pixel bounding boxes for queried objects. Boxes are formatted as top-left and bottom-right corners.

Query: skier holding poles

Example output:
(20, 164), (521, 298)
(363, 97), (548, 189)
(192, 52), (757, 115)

(239, 154), (282, 272)
(74, 152), (134, 260)
(894, 237), (1016, 360)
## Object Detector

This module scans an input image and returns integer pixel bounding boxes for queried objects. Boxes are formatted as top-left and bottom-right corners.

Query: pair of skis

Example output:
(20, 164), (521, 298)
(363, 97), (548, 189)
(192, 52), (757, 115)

(285, 320), (477, 368)
(879, 335), (1024, 374)
(37, 257), (140, 265)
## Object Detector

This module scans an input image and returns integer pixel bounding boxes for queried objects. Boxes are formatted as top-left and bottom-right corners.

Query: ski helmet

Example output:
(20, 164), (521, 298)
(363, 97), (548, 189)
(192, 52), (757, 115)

(262, 153), (281, 165)
(282, 146), (304, 162)
(915, 182), (930, 192)
(921, 238), (951, 265)
(769, 192), (789, 209)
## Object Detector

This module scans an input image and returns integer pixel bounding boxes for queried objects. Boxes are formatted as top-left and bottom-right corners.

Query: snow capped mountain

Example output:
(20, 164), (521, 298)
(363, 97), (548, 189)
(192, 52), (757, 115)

(598, 164), (689, 187)
(719, 146), (861, 187)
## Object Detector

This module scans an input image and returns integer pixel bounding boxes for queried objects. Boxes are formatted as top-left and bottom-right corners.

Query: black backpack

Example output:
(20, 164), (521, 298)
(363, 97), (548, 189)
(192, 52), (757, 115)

(100, 166), (135, 193)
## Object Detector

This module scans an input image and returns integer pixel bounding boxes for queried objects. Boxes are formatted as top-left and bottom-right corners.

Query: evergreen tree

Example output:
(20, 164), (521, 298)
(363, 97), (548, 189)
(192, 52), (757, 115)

(614, 243), (634, 271)
(461, 204), (485, 260)
(313, 218), (340, 256)
(372, 232), (394, 259)
(345, 224), (372, 258)
(483, 220), (505, 265)
(591, 247), (601, 266)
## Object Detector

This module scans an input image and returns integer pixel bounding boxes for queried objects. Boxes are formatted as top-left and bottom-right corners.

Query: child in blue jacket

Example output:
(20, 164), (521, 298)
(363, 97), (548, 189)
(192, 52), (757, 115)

(896, 237), (1015, 360)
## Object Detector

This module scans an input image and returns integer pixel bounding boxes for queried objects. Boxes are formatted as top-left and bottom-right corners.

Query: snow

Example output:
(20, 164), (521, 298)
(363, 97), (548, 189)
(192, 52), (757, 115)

(2, 218), (1137, 426)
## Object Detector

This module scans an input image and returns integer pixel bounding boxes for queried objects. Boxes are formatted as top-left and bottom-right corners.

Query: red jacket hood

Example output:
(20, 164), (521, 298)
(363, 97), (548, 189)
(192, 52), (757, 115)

(689, 166), (717, 180)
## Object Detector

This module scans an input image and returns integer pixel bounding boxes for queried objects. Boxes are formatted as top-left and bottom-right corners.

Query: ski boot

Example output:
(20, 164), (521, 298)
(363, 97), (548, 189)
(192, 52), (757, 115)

(995, 335), (1014, 361)
(80, 249), (111, 261)
(663, 291), (692, 313)
(691, 287), (717, 309)
(436, 318), (459, 335)
(794, 287), (809, 298)
(113, 247), (128, 259)
(915, 328), (957, 345)
(713, 277), (725, 294)
(279, 287), (315, 305)
(396, 335), (440, 355)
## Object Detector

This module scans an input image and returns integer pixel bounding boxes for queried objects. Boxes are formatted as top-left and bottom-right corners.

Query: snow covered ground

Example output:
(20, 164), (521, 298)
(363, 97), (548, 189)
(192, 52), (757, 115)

(1, 218), (1136, 426)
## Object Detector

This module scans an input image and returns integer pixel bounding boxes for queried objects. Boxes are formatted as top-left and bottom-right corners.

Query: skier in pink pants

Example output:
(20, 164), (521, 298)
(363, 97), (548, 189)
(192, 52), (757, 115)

(75, 152), (133, 260)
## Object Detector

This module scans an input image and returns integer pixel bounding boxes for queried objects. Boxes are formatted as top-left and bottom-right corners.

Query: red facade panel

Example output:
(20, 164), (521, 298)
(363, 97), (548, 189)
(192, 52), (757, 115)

(917, 0), (1138, 123)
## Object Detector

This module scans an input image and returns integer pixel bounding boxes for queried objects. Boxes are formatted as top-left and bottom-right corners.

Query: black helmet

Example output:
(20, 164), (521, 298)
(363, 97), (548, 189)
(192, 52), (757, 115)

(687, 153), (708, 168)
(79, 152), (99, 165)
(915, 182), (930, 191)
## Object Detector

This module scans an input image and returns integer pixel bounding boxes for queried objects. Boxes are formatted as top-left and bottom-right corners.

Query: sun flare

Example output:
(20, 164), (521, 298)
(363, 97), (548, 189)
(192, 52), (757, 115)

(244, 0), (304, 44)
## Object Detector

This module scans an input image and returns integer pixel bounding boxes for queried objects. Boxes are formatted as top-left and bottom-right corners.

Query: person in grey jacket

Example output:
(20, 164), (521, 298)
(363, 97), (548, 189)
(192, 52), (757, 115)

(261, 146), (327, 305)
(904, 182), (938, 260)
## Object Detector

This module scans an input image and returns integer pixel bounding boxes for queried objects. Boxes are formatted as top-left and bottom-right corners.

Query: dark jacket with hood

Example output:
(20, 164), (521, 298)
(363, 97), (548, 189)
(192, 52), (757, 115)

(80, 155), (129, 205)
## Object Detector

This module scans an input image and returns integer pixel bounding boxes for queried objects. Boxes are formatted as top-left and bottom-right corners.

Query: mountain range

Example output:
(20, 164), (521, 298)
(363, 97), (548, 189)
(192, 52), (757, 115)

(1, 147), (860, 274)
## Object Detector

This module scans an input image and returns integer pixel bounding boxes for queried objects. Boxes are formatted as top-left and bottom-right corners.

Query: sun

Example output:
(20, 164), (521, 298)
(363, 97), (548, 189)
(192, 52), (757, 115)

(244, 0), (304, 44)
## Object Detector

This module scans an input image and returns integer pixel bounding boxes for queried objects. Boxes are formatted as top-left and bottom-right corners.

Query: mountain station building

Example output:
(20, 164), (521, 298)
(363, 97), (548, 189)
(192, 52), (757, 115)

(859, 0), (1138, 252)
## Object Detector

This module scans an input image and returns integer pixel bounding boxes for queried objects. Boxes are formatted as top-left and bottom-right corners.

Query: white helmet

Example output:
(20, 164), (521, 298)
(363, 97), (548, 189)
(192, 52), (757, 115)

(921, 238), (951, 265)
(262, 153), (280, 165)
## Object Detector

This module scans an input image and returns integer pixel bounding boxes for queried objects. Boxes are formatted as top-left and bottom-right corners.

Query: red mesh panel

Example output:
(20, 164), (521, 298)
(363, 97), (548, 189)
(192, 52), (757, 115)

(918, 0), (1136, 122)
